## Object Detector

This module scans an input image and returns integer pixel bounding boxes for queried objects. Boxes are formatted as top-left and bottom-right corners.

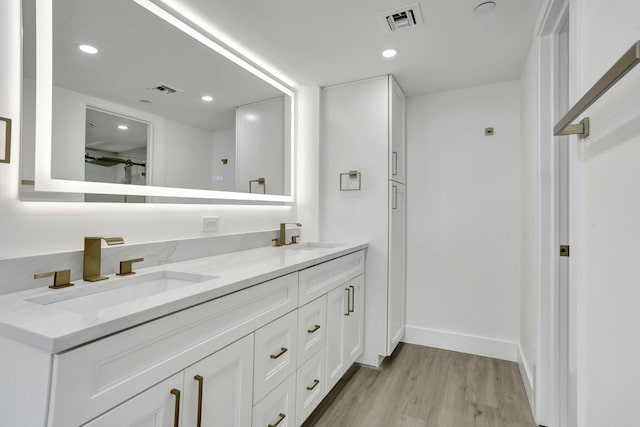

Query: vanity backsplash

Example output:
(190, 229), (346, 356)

(0, 230), (283, 295)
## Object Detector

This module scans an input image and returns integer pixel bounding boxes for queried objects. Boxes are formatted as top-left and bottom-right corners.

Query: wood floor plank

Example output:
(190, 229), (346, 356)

(302, 343), (536, 427)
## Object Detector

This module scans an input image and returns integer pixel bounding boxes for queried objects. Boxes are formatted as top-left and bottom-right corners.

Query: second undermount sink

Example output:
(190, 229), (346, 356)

(26, 271), (217, 314)
(285, 242), (343, 250)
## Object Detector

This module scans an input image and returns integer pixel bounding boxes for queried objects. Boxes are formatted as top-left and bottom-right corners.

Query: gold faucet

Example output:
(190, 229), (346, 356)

(273, 223), (302, 247)
(83, 237), (125, 282)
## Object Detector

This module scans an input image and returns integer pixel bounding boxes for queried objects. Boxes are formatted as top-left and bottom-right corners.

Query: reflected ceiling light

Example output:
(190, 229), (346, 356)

(78, 44), (99, 54)
(382, 49), (397, 58)
(474, 1), (496, 14)
(245, 113), (259, 121)
(117, 124), (129, 130)
(201, 95), (214, 102)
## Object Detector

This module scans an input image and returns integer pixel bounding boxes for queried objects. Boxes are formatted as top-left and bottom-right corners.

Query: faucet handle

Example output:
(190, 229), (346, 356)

(291, 235), (300, 244)
(117, 257), (144, 276)
(34, 269), (74, 289)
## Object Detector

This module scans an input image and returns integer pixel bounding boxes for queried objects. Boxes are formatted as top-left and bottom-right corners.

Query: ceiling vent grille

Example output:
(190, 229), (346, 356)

(149, 84), (182, 95)
(379, 3), (424, 32)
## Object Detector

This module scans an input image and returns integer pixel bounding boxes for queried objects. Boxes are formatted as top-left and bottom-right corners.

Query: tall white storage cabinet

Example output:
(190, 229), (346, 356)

(321, 75), (406, 365)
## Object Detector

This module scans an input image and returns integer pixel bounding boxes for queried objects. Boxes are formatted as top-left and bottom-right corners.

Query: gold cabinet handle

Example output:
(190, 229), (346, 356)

(345, 288), (350, 316)
(349, 285), (355, 313)
(170, 388), (181, 427)
(270, 347), (288, 359)
(306, 379), (320, 391)
(307, 324), (321, 334)
(194, 375), (204, 427)
(268, 413), (286, 427)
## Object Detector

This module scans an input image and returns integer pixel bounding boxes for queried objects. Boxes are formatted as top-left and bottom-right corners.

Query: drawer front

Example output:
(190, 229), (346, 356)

(298, 250), (365, 306)
(254, 310), (298, 402)
(296, 349), (326, 427)
(252, 373), (296, 427)
(296, 295), (326, 368)
(49, 273), (298, 427)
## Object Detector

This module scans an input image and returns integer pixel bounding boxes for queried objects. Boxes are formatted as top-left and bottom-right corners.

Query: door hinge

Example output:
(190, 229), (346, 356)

(560, 245), (570, 257)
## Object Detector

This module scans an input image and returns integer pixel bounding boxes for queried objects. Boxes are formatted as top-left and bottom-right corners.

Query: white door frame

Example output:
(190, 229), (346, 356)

(535, 0), (571, 425)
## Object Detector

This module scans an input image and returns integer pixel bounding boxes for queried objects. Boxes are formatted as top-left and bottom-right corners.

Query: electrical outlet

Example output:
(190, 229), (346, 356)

(201, 216), (219, 233)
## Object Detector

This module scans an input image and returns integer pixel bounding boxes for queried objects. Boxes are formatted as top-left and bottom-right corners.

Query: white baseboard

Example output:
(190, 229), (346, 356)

(517, 345), (536, 420)
(402, 325), (519, 362)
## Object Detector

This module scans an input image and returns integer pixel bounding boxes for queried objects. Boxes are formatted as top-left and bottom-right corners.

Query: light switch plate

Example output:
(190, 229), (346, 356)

(201, 216), (219, 233)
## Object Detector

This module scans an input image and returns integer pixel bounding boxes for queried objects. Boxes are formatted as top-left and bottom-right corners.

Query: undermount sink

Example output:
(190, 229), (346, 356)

(26, 271), (217, 313)
(285, 242), (343, 250)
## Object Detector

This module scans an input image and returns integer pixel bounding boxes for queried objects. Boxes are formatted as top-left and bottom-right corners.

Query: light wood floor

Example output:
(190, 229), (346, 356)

(302, 343), (536, 427)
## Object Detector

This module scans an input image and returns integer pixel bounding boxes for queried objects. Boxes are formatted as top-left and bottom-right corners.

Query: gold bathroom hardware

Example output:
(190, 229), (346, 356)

(268, 413), (286, 427)
(307, 324), (321, 334)
(560, 245), (570, 257)
(485, 127), (494, 136)
(83, 236), (125, 282)
(340, 170), (361, 191)
(349, 285), (355, 313)
(307, 379), (320, 391)
(291, 235), (300, 244)
(34, 269), (74, 289)
(194, 375), (204, 427)
(21, 179), (35, 186)
(170, 388), (181, 427)
(221, 158), (228, 165)
(249, 177), (266, 194)
(554, 40), (640, 138)
(345, 288), (351, 316)
(0, 116), (11, 164)
(270, 347), (288, 359)
(116, 257), (144, 276)
(273, 222), (302, 247)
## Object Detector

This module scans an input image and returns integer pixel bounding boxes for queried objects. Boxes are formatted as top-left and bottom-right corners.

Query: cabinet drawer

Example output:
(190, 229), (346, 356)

(296, 349), (326, 426)
(296, 295), (326, 368)
(298, 250), (365, 306)
(252, 373), (296, 427)
(254, 310), (298, 402)
(49, 273), (298, 427)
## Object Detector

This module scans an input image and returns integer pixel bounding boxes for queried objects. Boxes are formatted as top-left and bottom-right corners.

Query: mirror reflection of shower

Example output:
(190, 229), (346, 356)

(84, 108), (149, 203)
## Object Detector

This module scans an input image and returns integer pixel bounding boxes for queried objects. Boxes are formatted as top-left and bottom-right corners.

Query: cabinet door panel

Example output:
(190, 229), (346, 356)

(296, 350), (326, 426)
(325, 285), (348, 390)
(252, 374), (296, 427)
(83, 373), (183, 427)
(183, 335), (253, 427)
(387, 183), (406, 355)
(345, 275), (365, 364)
(389, 75), (406, 183)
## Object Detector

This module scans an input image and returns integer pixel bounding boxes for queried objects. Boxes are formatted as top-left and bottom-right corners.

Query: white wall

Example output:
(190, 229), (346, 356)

(0, 1), (318, 260)
(405, 80), (522, 361)
(570, 0), (640, 425)
(519, 38), (540, 410)
(211, 128), (236, 192)
(161, 120), (214, 190)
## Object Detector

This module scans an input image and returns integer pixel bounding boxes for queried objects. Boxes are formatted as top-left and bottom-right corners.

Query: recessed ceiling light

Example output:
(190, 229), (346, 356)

(382, 49), (398, 58)
(78, 44), (99, 54)
(201, 95), (214, 102)
(474, 1), (496, 14)
(117, 124), (129, 130)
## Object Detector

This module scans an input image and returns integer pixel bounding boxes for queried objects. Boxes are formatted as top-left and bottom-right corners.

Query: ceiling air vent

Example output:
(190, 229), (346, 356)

(149, 84), (182, 95)
(379, 3), (424, 32)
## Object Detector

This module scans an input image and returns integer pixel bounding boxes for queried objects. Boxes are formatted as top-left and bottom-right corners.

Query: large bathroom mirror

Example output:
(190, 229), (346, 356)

(21, 0), (294, 203)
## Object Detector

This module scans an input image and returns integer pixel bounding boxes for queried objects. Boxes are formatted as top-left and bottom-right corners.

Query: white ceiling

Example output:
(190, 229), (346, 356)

(161, 0), (543, 95)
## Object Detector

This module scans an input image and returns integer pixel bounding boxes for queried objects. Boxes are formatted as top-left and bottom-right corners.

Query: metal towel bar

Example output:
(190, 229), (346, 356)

(554, 40), (640, 138)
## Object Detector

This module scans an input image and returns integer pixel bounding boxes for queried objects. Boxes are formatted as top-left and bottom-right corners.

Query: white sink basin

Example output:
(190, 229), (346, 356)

(285, 242), (343, 250)
(27, 271), (217, 314)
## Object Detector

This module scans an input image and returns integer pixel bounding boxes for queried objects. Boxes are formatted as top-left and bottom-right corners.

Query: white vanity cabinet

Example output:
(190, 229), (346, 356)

(1, 247), (366, 427)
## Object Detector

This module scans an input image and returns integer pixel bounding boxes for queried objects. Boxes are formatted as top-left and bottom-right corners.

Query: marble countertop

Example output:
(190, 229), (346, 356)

(0, 242), (367, 353)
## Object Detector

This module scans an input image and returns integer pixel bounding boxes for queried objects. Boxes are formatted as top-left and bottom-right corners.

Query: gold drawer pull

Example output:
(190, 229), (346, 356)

(170, 388), (181, 427)
(307, 324), (321, 334)
(268, 413), (286, 427)
(306, 379), (320, 391)
(194, 375), (204, 427)
(270, 347), (288, 359)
